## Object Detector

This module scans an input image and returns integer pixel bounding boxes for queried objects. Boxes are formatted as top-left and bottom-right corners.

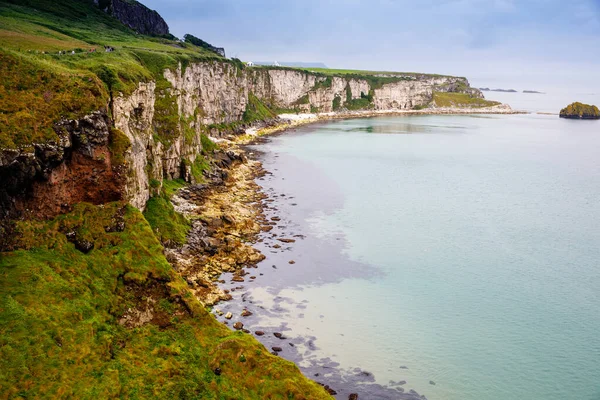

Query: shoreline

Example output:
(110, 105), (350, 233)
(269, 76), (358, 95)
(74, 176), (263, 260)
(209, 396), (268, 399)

(232, 103), (527, 144)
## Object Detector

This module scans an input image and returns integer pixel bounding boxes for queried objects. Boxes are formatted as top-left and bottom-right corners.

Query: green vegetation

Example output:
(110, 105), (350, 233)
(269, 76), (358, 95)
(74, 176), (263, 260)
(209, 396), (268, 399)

(143, 193), (190, 247)
(190, 155), (211, 182)
(344, 86), (373, 110)
(161, 178), (187, 198)
(332, 95), (342, 111)
(312, 76), (333, 90)
(0, 202), (331, 399)
(294, 94), (310, 105)
(559, 102), (600, 119)
(108, 128), (131, 166)
(243, 92), (276, 123)
(183, 34), (224, 57)
(0, 0), (226, 149)
(432, 92), (500, 108)
(306, 67), (461, 80)
(200, 133), (218, 153)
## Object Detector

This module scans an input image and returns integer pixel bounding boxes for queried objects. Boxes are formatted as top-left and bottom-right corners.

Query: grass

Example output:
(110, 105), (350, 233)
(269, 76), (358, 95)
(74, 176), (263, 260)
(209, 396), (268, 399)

(108, 128), (130, 166)
(0, 202), (331, 399)
(143, 179), (191, 247)
(200, 133), (218, 153)
(190, 155), (211, 182)
(306, 67), (462, 80)
(243, 92), (276, 123)
(432, 92), (500, 108)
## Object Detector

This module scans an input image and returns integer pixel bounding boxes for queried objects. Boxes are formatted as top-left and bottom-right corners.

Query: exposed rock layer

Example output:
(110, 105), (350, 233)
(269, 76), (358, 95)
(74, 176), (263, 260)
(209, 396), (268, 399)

(95, 0), (170, 36)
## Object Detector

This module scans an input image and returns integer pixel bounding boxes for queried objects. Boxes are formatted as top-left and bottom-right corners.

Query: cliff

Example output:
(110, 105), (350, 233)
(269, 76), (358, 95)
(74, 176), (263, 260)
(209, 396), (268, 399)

(0, 57), (488, 218)
(559, 102), (600, 119)
(95, 0), (170, 36)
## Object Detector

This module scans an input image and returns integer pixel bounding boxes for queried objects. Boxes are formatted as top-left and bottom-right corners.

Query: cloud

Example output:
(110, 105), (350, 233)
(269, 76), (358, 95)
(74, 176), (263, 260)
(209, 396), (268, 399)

(141, 0), (600, 91)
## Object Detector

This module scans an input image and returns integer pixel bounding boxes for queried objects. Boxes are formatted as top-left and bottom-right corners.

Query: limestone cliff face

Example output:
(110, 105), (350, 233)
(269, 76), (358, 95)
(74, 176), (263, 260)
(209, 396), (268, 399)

(110, 64), (483, 209)
(0, 61), (484, 218)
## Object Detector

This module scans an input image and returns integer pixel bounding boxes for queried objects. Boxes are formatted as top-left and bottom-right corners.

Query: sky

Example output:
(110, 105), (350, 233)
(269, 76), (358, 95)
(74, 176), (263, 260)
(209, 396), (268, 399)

(142, 0), (600, 93)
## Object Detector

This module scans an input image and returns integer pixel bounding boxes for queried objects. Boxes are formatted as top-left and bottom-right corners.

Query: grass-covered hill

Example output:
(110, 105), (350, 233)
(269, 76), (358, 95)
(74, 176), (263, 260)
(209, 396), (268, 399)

(0, 1), (332, 398)
(0, 202), (331, 399)
(0, 0), (226, 149)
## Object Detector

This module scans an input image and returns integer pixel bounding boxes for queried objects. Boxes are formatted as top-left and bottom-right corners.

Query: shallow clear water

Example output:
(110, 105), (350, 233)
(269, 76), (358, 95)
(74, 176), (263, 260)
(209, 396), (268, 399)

(249, 113), (600, 400)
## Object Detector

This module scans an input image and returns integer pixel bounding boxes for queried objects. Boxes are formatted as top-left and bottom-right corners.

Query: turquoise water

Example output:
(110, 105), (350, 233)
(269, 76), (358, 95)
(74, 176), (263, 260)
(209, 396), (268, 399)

(254, 113), (600, 400)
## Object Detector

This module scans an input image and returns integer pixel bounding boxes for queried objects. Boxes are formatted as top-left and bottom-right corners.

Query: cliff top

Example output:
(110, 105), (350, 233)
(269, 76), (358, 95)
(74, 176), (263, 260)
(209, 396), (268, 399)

(302, 67), (466, 80)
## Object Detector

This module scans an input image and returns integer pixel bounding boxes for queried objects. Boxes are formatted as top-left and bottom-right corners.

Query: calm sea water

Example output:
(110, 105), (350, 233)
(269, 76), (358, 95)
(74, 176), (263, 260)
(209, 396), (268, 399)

(244, 109), (600, 399)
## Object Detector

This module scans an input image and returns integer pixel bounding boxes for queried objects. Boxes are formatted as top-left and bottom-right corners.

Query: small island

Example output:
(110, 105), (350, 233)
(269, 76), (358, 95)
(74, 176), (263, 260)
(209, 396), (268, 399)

(559, 102), (600, 119)
(523, 90), (544, 94)
(479, 88), (518, 93)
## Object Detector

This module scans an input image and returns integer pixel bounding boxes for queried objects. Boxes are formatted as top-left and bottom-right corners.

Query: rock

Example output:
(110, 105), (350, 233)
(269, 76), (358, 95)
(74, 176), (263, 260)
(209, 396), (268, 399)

(288, 260), (296, 264)
(271, 217), (281, 221)
(429, 381), (436, 385)
(255, 331), (265, 336)
(271, 346), (283, 352)
(232, 276), (244, 282)
(224, 312), (233, 320)
(324, 386), (337, 395)
(233, 322), (243, 330)
(349, 394), (359, 400)
(241, 310), (253, 317)
(278, 238), (296, 243)
(273, 244), (281, 249)
(559, 102), (600, 119)
(249, 276), (256, 279)
(65, 231), (94, 254)
(100, 0), (170, 36)
(214, 367), (222, 376)
(242, 329), (250, 334)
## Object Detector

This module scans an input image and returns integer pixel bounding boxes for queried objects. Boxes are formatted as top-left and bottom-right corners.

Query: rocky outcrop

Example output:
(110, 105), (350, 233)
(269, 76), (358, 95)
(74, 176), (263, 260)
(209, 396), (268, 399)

(0, 112), (126, 219)
(95, 0), (170, 36)
(559, 102), (600, 119)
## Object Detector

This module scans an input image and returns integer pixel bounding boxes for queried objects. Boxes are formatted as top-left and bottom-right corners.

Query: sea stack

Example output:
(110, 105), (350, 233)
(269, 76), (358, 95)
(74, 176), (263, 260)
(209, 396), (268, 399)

(559, 102), (600, 119)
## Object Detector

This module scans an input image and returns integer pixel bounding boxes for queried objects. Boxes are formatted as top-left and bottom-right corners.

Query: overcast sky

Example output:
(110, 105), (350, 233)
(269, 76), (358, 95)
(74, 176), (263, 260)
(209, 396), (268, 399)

(142, 0), (600, 92)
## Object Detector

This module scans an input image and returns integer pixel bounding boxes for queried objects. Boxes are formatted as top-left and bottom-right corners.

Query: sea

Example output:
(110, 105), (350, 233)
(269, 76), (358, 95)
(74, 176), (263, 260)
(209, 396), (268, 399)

(216, 91), (600, 399)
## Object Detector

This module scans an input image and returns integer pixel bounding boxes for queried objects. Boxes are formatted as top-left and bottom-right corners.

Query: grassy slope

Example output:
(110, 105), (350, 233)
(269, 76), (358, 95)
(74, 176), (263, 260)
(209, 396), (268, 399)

(0, 202), (330, 399)
(298, 67), (462, 79)
(0, 0), (223, 148)
(433, 92), (500, 108)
